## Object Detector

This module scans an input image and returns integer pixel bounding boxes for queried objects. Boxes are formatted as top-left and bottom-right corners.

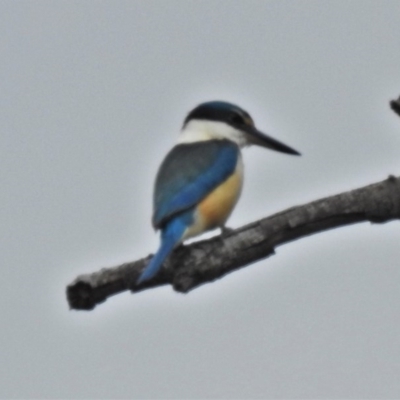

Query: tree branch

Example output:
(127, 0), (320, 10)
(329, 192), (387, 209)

(67, 175), (400, 310)
(390, 96), (400, 117)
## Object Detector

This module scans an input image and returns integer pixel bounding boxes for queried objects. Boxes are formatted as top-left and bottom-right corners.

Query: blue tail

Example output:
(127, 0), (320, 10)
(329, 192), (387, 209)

(137, 216), (189, 284)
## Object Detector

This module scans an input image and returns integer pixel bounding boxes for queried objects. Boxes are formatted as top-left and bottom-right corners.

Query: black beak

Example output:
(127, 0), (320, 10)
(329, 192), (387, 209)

(244, 126), (300, 156)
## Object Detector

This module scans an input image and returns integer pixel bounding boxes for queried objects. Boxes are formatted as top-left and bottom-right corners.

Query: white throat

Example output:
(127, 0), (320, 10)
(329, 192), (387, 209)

(177, 120), (247, 148)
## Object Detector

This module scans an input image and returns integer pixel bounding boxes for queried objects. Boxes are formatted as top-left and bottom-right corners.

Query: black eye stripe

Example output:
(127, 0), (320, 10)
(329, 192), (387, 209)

(231, 113), (245, 125)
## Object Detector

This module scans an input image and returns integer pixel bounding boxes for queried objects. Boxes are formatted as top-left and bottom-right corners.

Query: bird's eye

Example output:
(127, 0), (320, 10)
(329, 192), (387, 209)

(231, 113), (245, 125)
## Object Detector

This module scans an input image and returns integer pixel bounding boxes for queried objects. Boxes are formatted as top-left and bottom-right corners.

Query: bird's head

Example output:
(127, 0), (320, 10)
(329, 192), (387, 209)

(179, 101), (300, 155)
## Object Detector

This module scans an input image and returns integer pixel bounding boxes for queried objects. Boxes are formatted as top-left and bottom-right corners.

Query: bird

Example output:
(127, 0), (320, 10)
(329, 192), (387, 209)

(137, 101), (300, 284)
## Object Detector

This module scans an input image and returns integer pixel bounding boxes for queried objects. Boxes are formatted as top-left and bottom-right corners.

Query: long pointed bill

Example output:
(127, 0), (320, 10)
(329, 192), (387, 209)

(245, 126), (300, 156)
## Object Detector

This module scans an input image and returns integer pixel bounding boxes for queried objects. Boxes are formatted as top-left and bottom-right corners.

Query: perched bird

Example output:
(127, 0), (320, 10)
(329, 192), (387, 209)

(137, 101), (300, 284)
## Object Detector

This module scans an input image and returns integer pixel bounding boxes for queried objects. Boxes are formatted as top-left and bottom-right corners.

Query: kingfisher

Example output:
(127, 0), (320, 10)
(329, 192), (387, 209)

(137, 101), (300, 284)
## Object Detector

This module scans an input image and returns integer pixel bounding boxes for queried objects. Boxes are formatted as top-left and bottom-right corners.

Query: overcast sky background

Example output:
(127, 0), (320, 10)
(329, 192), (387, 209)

(1, 1), (400, 398)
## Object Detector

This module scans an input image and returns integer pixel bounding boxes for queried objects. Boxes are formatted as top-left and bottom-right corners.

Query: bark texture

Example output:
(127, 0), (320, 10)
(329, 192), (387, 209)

(67, 175), (400, 310)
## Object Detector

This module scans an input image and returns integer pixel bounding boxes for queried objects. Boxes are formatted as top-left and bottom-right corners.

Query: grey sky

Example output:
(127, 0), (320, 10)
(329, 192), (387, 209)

(1, 0), (400, 398)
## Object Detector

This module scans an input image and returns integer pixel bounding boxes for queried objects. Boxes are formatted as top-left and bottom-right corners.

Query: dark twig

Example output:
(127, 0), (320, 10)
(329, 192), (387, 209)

(390, 96), (400, 118)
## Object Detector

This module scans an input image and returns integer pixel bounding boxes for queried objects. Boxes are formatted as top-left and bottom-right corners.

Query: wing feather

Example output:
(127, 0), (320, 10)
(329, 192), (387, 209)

(152, 140), (239, 229)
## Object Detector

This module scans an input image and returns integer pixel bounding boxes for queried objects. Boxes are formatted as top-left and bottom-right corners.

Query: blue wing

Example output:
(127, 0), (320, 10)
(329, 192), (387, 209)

(152, 139), (239, 229)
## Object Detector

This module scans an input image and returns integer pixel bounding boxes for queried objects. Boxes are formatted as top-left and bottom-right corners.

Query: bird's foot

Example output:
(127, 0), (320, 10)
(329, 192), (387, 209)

(220, 226), (234, 237)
